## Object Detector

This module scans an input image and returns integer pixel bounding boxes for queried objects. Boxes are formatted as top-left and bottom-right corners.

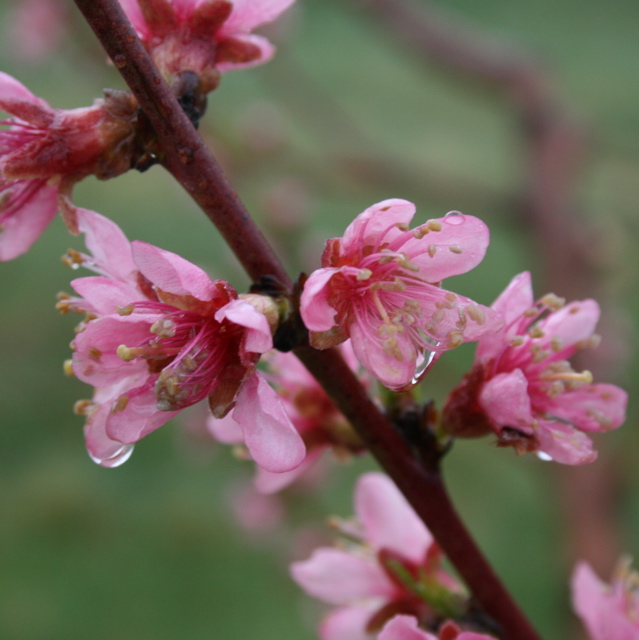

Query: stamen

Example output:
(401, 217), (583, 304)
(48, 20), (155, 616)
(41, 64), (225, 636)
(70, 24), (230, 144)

(510, 336), (525, 347)
(63, 359), (75, 377)
(112, 396), (129, 413)
(117, 304), (134, 316)
(73, 399), (93, 415)
(448, 245), (463, 254)
(529, 325), (545, 339)
(427, 220), (442, 232)
(466, 304), (486, 325)
(396, 252), (419, 272)
(356, 268), (373, 281)
(62, 248), (84, 269)
(540, 294), (565, 311)
(427, 244), (437, 258)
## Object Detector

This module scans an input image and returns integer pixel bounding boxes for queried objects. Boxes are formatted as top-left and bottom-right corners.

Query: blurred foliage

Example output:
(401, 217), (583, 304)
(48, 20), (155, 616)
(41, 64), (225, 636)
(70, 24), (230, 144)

(0, 0), (637, 638)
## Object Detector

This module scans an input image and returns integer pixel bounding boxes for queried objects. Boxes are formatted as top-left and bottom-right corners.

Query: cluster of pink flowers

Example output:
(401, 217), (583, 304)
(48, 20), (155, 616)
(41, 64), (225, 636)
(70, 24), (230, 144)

(291, 472), (496, 640)
(61, 208), (305, 471)
(442, 272), (627, 464)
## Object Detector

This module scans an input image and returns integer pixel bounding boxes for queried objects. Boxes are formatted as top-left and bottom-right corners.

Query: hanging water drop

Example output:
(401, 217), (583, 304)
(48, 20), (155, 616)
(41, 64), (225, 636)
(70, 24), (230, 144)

(89, 443), (134, 468)
(410, 349), (438, 386)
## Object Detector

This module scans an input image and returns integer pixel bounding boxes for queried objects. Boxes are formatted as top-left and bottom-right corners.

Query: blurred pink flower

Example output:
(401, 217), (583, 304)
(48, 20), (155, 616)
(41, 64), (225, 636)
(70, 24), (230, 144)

(208, 341), (367, 493)
(291, 472), (465, 640)
(442, 272), (627, 464)
(4, 0), (69, 64)
(300, 199), (498, 391)
(0, 73), (137, 261)
(67, 209), (305, 471)
(379, 615), (495, 640)
(572, 560), (639, 640)
(119, 0), (296, 89)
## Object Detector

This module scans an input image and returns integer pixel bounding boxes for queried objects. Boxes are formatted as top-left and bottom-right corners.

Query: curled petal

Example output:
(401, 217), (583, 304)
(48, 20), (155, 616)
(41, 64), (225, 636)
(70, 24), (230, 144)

(231, 373), (306, 473)
(70, 276), (141, 316)
(479, 369), (534, 433)
(541, 299), (600, 348)
(291, 547), (395, 605)
(340, 199), (416, 255)
(300, 267), (340, 332)
(355, 473), (432, 564)
(215, 298), (272, 354)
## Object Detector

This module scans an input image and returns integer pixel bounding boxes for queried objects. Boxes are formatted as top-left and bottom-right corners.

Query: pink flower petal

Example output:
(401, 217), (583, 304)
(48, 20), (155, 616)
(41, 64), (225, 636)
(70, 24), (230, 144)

(355, 473), (432, 564)
(0, 71), (52, 117)
(84, 396), (135, 468)
(76, 208), (138, 282)
(479, 369), (534, 432)
(535, 420), (597, 465)
(131, 240), (219, 300)
(214, 298), (273, 354)
(118, 0), (150, 37)
(541, 299), (600, 348)
(70, 276), (141, 316)
(402, 212), (490, 282)
(349, 319), (416, 391)
(216, 34), (276, 72)
(106, 384), (180, 443)
(254, 448), (323, 494)
(220, 0), (296, 34)
(544, 383), (627, 433)
(477, 272), (534, 361)
(300, 267), (340, 332)
(341, 199), (416, 253)
(231, 373), (306, 473)
(320, 606), (376, 640)
(291, 547), (395, 605)
(206, 411), (244, 444)
(378, 615), (437, 640)
(0, 181), (58, 261)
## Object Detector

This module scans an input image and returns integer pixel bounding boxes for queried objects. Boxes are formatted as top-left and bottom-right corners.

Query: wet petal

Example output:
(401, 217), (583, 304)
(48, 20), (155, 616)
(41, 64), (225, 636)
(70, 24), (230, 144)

(535, 419), (596, 465)
(215, 298), (272, 354)
(300, 267), (339, 332)
(541, 299), (600, 348)
(70, 275), (140, 316)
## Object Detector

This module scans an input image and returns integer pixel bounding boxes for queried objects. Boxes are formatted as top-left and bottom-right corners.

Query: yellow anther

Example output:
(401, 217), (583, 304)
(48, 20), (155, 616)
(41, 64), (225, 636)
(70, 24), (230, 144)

(427, 244), (437, 258)
(540, 294), (565, 311)
(447, 330), (464, 348)
(117, 345), (137, 362)
(397, 253), (419, 272)
(427, 220), (442, 232)
(117, 304), (134, 316)
(73, 399), (93, 415)
(529, 325), (545, 339)
(63, 359), (75, 377)
(445, 292), (457, 303)
(448, 245), (463, 254)
(510, 336), (525, 347)
(550, 336), (563, 352)
(524, 307), (538, 318)
(395, 222), (409, 232)
(112, 395), (129, 413)
(88, 347), (102, 362)
(356, 268), (373, 281)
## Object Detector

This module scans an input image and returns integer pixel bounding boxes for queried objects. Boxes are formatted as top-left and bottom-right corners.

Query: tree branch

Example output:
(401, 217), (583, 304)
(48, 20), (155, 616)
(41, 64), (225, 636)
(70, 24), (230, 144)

(72, 1), (543, 637)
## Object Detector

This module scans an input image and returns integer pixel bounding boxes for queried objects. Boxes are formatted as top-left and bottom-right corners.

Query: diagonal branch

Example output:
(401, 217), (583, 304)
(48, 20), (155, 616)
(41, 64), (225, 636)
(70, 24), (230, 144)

(72, 1), (543, 638)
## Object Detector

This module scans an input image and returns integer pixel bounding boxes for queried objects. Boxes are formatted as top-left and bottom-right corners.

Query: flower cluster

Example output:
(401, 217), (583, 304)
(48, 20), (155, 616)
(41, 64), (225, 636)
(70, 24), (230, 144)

(61, 208), (305, 471)
(442, 272), (627, 464)
(300, 199), (499, 391)
(291, 472), (494, 640)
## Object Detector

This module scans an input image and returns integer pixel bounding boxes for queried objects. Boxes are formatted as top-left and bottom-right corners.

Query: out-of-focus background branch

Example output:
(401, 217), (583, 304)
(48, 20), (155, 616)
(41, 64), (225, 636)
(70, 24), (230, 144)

(0, 0), (637, 638)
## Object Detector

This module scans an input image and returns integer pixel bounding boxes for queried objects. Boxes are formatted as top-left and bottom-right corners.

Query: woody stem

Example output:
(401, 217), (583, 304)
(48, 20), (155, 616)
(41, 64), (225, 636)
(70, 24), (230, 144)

(73, 1), (543, 638)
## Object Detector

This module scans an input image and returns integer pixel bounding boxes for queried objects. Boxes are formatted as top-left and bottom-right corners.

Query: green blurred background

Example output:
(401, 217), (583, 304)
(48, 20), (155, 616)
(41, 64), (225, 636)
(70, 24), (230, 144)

(1, 0), (637, 638)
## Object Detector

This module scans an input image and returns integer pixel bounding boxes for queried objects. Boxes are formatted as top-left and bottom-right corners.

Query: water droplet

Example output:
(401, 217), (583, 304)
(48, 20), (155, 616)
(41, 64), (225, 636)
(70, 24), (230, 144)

(444, 211), (464, 225)
(410, 349), (439, 386)
(536, 451), (553, 462)
(90, 443), (134, 468)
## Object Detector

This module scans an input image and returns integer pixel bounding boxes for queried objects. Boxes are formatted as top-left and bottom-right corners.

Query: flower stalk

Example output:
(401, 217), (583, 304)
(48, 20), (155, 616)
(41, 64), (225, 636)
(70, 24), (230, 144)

(72, 1), (544, 637)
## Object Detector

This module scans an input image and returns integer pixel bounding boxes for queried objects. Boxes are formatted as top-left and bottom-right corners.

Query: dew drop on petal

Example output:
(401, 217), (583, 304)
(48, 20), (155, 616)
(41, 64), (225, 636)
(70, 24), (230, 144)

(89, 443), (134, 468)
(537, 451), (553, 462)
(410, 349), (438, 386)
(444, 211), (464, 225)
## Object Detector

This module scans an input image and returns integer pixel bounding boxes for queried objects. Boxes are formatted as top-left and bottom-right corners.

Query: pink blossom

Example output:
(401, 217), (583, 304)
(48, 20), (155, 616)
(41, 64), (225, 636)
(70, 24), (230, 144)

(379, 615), (495, 640)
(290, 472), (465, 640)
(572, 560), (639, 640)
(66, 209), (305, 471)
(207, 341), (367, 493)
(119, 0), (296, 89)
(300, 199), (499, 391)
(442, 272), (627, 464)
(0, 72), (138, 261)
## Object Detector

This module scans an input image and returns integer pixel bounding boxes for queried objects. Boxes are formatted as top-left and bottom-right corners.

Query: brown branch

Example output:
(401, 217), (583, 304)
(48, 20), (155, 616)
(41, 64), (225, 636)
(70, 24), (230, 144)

(72, 1), (543, 638)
